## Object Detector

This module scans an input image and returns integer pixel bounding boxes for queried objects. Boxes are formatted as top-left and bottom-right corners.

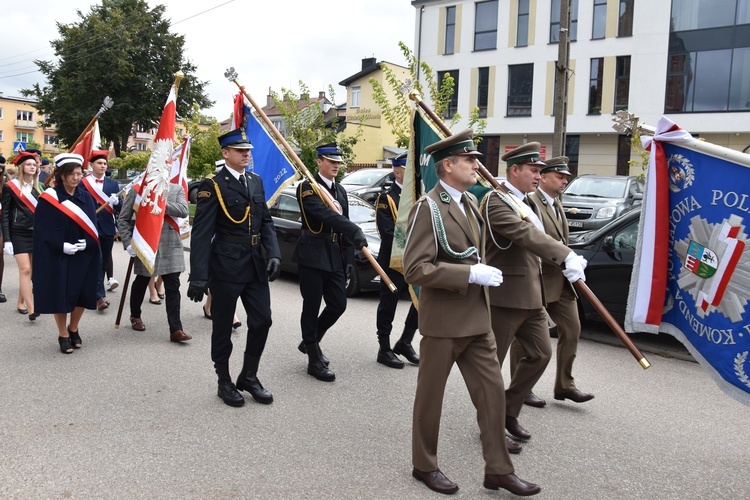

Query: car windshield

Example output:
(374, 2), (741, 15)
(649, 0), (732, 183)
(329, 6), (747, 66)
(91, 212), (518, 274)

(341, 169), (389, 187)
(565, 177), (627, 198)
(348, 195), (376, 223)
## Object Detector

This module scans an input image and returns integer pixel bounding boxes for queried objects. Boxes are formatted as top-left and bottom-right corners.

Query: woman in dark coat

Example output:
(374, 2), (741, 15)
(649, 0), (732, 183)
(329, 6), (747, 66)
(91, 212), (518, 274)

(1, 151), (42, 319)
(33, 153), (100, 354)
(0, 155), (7, 303)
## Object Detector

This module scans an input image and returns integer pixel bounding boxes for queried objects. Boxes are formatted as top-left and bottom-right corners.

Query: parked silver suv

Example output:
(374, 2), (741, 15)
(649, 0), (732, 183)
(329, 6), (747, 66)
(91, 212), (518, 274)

(561, 174), (643, 232)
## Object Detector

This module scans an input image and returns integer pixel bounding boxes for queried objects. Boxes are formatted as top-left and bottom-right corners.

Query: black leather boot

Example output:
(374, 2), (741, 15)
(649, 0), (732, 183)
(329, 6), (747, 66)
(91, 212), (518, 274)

(394, 327), (420, 365)
(298, 341), (330, 366)
(214, 362), (244, 407)
(306, 343), (335, 382)
(377, 334), (404, 369)
(236, 353), (273, 404)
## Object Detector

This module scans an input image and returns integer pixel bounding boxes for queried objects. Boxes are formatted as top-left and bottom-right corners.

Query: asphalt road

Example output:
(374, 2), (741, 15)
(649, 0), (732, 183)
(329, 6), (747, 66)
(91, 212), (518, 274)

(1, 248), (748, 499)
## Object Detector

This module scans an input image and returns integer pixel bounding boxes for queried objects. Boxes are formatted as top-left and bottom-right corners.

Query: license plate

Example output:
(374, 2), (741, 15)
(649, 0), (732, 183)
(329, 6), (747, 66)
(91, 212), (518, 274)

(568, 220), (584, 228)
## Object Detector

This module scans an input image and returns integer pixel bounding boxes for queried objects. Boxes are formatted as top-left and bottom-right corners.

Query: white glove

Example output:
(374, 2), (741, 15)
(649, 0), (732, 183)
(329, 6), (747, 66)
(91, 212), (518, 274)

(63, 242), (79, 255)
(108, 194), (119, 207)
(75, 239), (87, 251)
(469, 263), (504, 287)
(3, 242), (13, 255)
(126, 245), (136, 258)
(563, 251), (587, 283)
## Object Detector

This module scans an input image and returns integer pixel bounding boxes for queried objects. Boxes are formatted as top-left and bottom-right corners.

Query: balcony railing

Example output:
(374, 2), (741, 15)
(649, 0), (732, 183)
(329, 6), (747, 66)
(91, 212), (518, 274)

(15, 119), (37, 129)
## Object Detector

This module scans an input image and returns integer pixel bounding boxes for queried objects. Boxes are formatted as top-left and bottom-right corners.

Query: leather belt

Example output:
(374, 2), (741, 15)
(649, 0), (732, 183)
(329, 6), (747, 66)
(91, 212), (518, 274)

(302, 229), (340, 242)
(215, 233), (261, 246)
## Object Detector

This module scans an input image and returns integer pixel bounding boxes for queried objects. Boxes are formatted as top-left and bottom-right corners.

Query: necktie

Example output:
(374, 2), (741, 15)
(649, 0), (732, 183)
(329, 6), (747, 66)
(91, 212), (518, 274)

(239, 174), (249, 197)
(462, 193), (480, 244)
(96, 179), (104, 184)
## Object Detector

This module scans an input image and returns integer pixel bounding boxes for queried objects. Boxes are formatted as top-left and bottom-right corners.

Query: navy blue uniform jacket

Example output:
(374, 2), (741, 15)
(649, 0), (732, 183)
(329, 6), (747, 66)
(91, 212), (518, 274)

(190, 166), (280, 284)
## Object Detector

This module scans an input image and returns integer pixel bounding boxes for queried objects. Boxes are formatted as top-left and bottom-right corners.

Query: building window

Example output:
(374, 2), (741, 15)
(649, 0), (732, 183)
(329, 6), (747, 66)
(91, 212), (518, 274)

(588, 58), (604, 114)
(592, 0), (607, 39)
(617, 135), (632, 176)
(507, 64), (533, 116)
(618, 0), (634, 37)
(134, 142), (148, 152)
(477, 67), (490, 118)
(44, 134), (59, 146)
(445, 6), (456, 55)
(667, 1), (750, 112)
(517, 0), (529, 47)
(136, 123), (150, 133)
(16, 132), (34, 143)
(566, 135), (580, 176)
(615, 56), (631, 111)
(350, 86), (361, 108)
(0, 108), (4, 119)
(17, 110), (34, 121)
(438, 70), (460, 118)
(550, 0), (579, 43)
(474, 1), (499, 51)
(0, 131), (3, 141)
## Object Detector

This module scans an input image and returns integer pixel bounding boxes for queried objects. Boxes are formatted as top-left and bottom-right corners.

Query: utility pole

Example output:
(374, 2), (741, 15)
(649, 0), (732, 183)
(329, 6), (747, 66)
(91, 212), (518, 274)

(552, 0), (572, 157)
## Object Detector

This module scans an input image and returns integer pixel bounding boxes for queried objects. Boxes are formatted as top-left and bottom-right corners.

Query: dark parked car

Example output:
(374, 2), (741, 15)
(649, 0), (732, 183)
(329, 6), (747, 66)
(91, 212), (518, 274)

(268, 188), (381, 296)
(340, 168), (394, 204)
(568, 207), (640, 324)
(562, 174), (643, 232)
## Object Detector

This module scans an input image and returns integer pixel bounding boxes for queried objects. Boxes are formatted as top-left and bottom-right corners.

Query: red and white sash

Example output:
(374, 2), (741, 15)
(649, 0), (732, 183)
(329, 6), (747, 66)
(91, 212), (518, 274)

(82, 175), (113, 215)
(6, 179), (38, 213)
(40, 188), (99, 243)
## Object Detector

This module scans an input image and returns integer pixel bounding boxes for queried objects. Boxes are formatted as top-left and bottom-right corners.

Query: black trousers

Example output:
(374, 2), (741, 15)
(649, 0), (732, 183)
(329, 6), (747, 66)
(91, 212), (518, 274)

(298, 265), (347, 346)
(130, 273), (182, 333)
(376, 266), (418, 336)
(209, 277), (272, 364)
(100, 235), (115, 279)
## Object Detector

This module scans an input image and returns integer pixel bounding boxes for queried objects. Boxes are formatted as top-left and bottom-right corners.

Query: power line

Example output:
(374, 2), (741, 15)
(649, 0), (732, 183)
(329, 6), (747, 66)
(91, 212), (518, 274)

(0, 0), (235, 80)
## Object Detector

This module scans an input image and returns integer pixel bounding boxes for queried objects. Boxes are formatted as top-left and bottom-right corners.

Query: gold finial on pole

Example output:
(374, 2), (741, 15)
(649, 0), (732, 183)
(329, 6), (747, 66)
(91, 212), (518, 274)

(173, 71), (185, 94)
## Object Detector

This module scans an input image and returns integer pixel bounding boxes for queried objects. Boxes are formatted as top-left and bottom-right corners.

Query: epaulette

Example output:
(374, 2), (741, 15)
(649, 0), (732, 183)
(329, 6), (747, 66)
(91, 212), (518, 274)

(205, 173), (216, 179)
(300, 189), (315, 198)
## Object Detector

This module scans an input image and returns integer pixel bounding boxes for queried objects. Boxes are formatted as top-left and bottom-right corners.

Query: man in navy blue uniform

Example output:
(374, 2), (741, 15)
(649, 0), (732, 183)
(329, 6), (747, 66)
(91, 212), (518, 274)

(81, 150), (120, 310)
(187, 128), (282, 408)
(294, 143), (368, 382)
(374, 152), (419, 368)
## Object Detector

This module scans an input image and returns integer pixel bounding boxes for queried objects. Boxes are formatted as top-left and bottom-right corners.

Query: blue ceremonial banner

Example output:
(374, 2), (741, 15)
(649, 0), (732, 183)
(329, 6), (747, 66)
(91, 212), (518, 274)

(239, 104), (300, 204)
(627, 117), (750, 406)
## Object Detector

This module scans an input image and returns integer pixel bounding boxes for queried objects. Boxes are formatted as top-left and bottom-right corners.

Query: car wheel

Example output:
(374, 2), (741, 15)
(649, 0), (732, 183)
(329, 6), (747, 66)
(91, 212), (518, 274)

(345, 264), (359, 297)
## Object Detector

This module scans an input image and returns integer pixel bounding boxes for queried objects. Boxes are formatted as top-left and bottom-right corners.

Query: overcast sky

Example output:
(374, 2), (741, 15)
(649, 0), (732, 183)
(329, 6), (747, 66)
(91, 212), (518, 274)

(0, 0), (416, 120)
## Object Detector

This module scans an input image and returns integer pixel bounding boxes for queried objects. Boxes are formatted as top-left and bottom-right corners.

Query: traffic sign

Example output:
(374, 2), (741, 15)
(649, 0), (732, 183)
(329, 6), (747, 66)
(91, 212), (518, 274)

(13, 141), (26, 152)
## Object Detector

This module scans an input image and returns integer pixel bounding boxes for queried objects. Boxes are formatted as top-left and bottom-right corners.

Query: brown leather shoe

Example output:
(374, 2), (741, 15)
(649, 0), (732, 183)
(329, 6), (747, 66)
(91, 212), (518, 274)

(130, 317), (146, 331)
(97, 298), (109, 311)
(554, 389), (594, 403)
(484, 473), (541, 496)
(412, 468), (459, 494)
(506, 435), (522, 454)
(170, 330), (192, 343)
(505, 416), (531, 441)
(524, 391), (547, 408)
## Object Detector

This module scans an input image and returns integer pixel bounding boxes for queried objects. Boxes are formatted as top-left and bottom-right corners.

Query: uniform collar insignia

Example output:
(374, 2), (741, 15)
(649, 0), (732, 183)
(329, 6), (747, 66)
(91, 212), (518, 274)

(439, 191), (451, 203)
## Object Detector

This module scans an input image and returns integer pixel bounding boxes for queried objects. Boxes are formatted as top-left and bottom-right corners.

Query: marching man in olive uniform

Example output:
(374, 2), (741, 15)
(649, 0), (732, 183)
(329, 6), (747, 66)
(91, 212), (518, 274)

(512, 156), (594, 405)
(374, 152), (419, 368)
(188, 128), (282, 408)
(294, 142), (368, 382)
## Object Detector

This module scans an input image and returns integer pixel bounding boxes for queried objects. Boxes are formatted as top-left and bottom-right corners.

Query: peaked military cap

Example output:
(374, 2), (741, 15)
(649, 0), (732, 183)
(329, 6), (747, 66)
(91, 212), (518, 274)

(424, 128), (482, 164)
(391, 151), (407, 167)
(218, 128), (253, 149)
(54, 153), (84, 168)
(501, 142), (546, 168)
(316, 142), (344, 163)
(41, 158), (51, 166)
(541, 156), (572, 175)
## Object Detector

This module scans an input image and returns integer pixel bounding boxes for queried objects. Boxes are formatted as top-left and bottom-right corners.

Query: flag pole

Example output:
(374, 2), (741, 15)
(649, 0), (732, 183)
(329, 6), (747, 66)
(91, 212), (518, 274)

(224, 67), (397, 293)
(45, 96), (114, 188)
(411, 93), (650, 369)
(115, 257), (134, 329)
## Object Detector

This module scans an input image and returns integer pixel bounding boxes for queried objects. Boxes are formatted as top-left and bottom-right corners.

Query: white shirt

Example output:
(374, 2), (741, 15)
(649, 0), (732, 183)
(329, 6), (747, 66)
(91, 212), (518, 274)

(502, 181), (544, 231)
(439, 179), (467, 215)
(538, 188), (558, 219)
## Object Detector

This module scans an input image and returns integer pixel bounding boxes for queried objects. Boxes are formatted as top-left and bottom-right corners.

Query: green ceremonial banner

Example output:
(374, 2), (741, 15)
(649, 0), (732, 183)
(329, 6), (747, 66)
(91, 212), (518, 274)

(389, 108), (445, 274)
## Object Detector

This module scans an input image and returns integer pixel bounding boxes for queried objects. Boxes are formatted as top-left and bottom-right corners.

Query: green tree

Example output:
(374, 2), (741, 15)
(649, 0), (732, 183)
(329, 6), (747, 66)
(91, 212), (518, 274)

(270, 82), (359, 179)
(22, 0), (213, 156)
(370, 41), (485, 148)
(181, 106), (222, 181)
